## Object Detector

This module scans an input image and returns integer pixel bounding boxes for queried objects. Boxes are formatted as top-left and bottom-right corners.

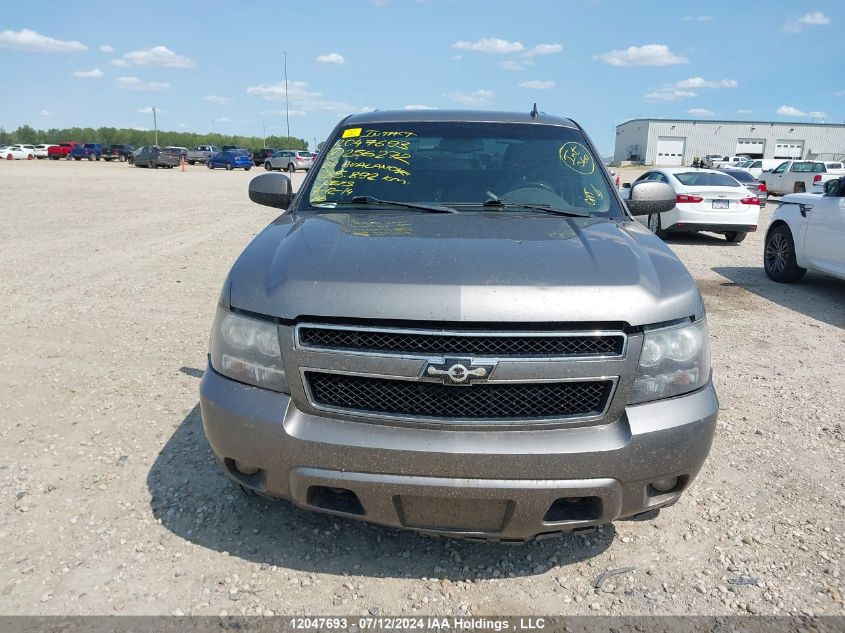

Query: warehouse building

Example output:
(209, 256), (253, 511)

(614, 118), (845, 166)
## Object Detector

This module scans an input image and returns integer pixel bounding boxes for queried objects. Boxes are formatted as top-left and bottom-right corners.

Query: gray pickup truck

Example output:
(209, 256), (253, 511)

(199, 109), (718, 541)
(186, 145), (218, 165)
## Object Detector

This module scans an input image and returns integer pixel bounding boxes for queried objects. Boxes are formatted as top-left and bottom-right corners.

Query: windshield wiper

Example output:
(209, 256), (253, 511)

(330, 196), (458, 214)
(481, 194), (592, 218)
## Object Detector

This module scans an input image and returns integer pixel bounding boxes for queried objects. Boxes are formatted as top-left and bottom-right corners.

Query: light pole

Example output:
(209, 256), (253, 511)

(284, 51), (290, 140)
(152, 106), (158, 146)
(262, 123), (266, 149)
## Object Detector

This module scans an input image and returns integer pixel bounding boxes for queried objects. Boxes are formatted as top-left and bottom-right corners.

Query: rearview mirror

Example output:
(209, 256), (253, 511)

(249, 173), (293, 209)
(625, 181), (676, 216)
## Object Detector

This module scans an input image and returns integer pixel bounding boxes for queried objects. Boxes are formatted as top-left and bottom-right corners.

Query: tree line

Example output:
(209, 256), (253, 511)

(0, 125), (309, 151)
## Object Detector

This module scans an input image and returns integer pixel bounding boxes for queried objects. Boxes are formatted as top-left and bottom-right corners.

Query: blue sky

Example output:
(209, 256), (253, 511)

(0, 1), (841, 153)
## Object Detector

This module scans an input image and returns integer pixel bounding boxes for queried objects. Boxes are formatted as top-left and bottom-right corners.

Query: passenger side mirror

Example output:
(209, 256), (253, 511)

(625, 181), (676, 216)
(622, 182), (631, 189)
(824, 179), (840, 195)
(249, 173), (293, 210)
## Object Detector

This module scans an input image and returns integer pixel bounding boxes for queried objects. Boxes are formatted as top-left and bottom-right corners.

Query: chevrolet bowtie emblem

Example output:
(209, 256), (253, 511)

(423, 358), (495, 385)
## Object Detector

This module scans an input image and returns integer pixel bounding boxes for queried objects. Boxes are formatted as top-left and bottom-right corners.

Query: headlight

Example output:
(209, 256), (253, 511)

(209, 307), (289, 393)
(630, 318), (710, 404)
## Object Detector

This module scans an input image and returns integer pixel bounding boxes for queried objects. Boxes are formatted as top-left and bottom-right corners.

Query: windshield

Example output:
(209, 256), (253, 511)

(674, 172), (741, 187)
(306, 121), (621, 216)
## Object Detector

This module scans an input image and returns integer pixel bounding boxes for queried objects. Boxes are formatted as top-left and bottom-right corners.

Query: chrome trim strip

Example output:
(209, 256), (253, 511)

(299, 367), (619, 426)
(295, 322), (628, 361)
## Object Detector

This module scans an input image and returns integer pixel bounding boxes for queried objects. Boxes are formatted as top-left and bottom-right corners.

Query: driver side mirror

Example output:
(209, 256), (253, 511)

(622, 182), (631, 189)
(625, 181), (676, 216)
(249, 172), (293, 210)
(824, 179), (841, 195)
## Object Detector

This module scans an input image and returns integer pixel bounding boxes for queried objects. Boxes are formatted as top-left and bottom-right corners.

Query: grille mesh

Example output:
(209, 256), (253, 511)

(306, 372), (612, 420)
(299, 327), (623, 357)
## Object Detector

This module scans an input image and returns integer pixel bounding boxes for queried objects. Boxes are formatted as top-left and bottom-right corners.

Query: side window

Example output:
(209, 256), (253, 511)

(652, 173), (669, 183)
(751, 161), (761, 168)
(634, 172), (652, 183)
(773, 162), (788, 174)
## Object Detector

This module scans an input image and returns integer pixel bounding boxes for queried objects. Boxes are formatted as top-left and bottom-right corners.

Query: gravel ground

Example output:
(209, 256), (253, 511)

(0, 160), (842, 617)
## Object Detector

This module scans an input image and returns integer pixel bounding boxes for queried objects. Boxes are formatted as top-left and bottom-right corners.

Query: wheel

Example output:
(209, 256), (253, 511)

(6, 154), (11, 160)
(119, 155), (126, 162)
(88, 154), (94, 161)
(187, 160), (195, 165)
(74, 157), (81, 161)
(27, 154), (34, 160)
(793, 182), (805, 193)
(66, 155), (72, 160)
(647, 213), (669, 239)
(207, 162), (214, 169)
(287, 163), (296, 173)
(245, 166), (251, 171)
(95, 156), (101, 161)
(264, 162), (272, 171)
(226, 163), (233, 171)
(724, 231), (747, 243)
(764, 225), (806, 283)
(128, 157), (134, 165)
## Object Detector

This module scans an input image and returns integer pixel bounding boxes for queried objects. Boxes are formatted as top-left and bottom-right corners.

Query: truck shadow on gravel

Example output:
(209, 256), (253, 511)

(711, 266), (844, 329)
(147, 402), (614, 580)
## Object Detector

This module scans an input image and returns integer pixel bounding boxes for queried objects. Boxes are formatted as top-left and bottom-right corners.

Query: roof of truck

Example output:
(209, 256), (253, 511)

(342, 109), (579, 128)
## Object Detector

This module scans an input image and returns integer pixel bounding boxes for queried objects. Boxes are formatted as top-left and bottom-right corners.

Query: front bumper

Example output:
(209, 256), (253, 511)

(200, 366), (718, 541)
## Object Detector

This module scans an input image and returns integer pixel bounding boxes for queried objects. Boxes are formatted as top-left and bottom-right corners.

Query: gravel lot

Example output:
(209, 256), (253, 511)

(1, 160), (842, 617)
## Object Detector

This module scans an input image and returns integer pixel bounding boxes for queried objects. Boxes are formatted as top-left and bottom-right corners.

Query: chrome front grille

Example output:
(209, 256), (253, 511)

(297, 324), (625, 359)
(305, 371), (613, 421)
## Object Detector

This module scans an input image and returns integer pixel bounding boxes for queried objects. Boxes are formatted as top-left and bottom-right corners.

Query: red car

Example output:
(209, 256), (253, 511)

(48, 142), (80, 160)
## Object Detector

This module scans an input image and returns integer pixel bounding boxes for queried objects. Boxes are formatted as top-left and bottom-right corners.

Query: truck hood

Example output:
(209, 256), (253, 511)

(227, 212), (702, 326)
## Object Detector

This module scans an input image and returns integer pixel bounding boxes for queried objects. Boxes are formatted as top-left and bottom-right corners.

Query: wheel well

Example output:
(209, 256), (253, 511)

(766, 219), (790, 238)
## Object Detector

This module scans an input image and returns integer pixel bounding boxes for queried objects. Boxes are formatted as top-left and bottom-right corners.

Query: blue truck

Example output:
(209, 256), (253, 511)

(70, 143), (105, 161)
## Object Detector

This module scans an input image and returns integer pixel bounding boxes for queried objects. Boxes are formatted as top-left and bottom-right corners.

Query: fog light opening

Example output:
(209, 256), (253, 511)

(307, 485), (365, 516)
(232, 460), (261, 476)
(543, 496), (603, 522)
(648, 475), (686, 495)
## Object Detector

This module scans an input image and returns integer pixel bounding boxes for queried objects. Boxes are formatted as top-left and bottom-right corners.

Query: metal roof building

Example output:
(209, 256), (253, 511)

(614, 118), (845, 166)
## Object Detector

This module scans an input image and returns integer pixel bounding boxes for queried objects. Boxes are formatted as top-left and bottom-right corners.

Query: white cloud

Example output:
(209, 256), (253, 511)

(204, 95), (231, 106)
(72, 68), (103, 79)
(784, 11), (831, 33)
(0, 28), (86, 53)
(452, 37), (524, 54)
(110, 59), (130, 67)
(644, 77), (737, 102)
(687, 108), (715, 117)
(213, 116), (231, 123)
(737, 109), (753, 114)
(443, 89), (494, 106)
(518, 80), (556, 90)
(521, 43), (562, 58)
(808, 111), (829, 119)
(404, 105), (436, 110)
(40, 110), (51, 117)
(777, 105), (805, 117)
(682, 16), (711, 22)
(246, 80), (359, 116)
(500, 59), (533, 71)
(673, 77), (737, 89)
(451, 55), (462, 61)
(116, 45), (195, 68)
(99, 44), (115, 53)
(595, 44), (688, 67)
(316, 52), (345, 65)
(115, 76), (171, 92)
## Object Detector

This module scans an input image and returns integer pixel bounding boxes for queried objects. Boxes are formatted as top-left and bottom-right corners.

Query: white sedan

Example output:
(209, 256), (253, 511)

(764, 177), (845, 283)
(34, 144), (57, 159)
(3, 145), (35, 160)
(625, 167), (761, 243)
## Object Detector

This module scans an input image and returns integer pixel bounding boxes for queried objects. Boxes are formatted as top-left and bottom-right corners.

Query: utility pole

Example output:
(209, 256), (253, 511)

(284, 51), (290, 141)
(152, 106), (158, 146)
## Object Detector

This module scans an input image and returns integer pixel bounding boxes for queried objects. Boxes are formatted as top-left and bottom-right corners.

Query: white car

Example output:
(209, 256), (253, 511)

(764, 177), (845, 283)
(33, 144), (57, 159)
(625, 168), (761, 242)
(3, 145), (35, 160)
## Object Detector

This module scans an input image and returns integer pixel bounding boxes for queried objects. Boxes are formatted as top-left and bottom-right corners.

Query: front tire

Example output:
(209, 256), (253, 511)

(225, 163), (233, 171)
(287, 163), (296, 173)
(724, 231), (747, 243)
(647, 213), (669, 239)
(264, 162), (272, 171)
(764, 225), (806, 283)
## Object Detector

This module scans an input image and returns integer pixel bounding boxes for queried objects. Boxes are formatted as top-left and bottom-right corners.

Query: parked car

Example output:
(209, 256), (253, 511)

(101, 144), (135, 162)
(264, 149), (313, 172)
(208, 149), (253, 171)
(729, 159), (784, 179)
(764, 176), (845, 283)
(709, 155), (751, 169)
(131, 145), (180, 169)
(720, 168), (768, 208)
(164, 146), (188, 159)
(252, 148), (276, 166)
(761, 160), (845, 196)
(70, 143), (105, 161)
(186, 145), (218, 165)
(220, 145), (242, 153)
(701, 154), (724, 168)
(3, 145), (35, 160)
(48, 142), (80, 160)
(624, 168), (760, 242)
(199, 108), (718, 541)
(33, 144), (57, 159)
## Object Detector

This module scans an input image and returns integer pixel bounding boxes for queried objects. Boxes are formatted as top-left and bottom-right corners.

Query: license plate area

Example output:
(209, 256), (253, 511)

(396, 495), (512, 532)
(712, 199), (730, 209)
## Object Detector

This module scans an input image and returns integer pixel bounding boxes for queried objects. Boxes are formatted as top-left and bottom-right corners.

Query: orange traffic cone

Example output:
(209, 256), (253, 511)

(181, 156), (186, 172)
